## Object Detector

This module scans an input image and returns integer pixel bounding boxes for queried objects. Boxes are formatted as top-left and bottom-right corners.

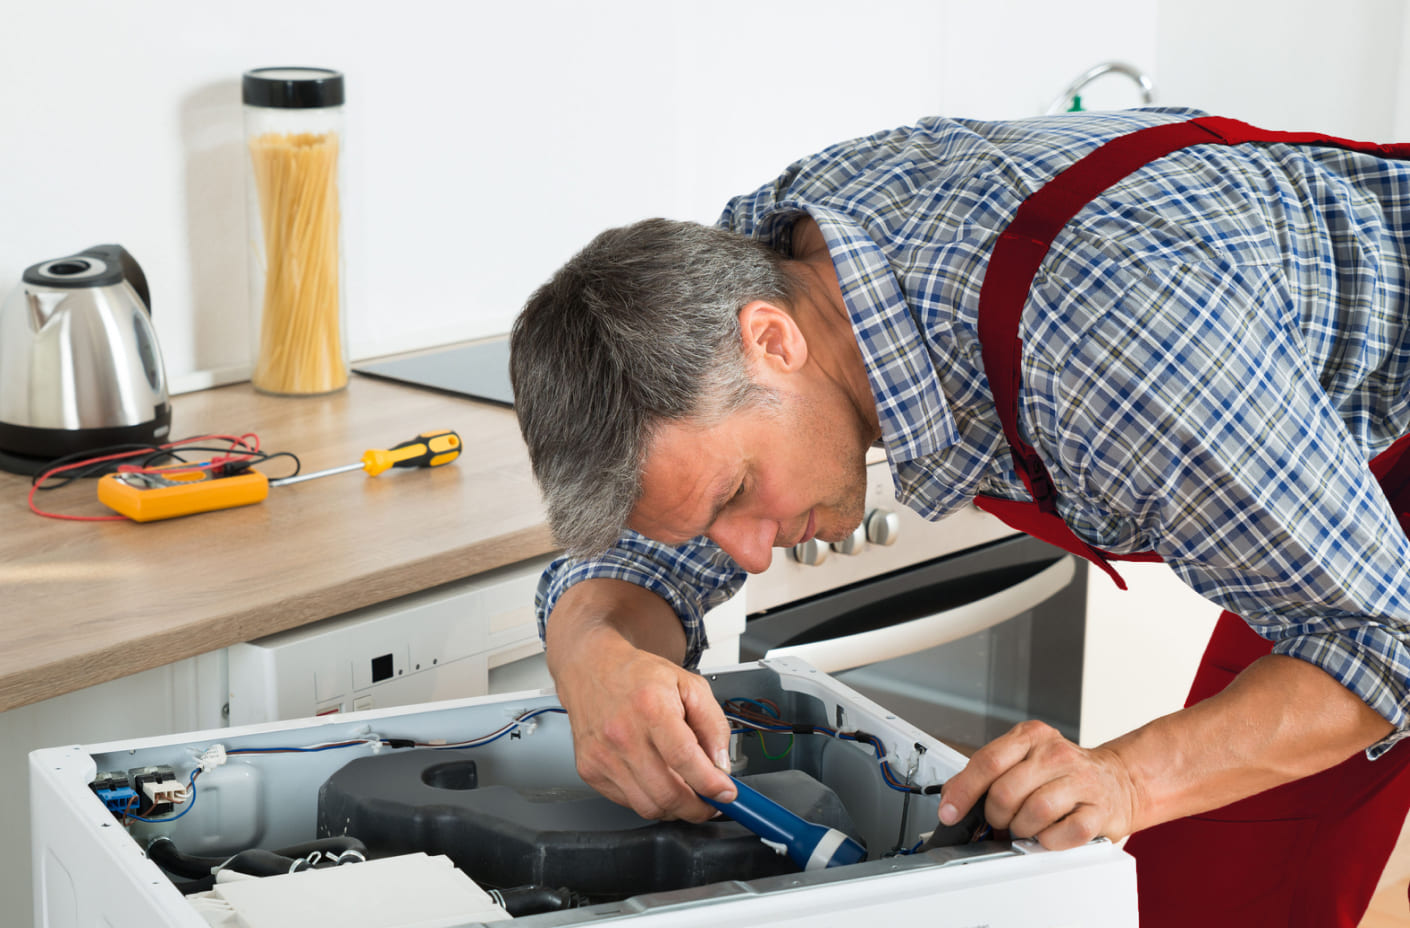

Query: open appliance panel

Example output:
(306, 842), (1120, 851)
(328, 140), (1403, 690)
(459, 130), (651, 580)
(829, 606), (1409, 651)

(32, 658), (1137, 928)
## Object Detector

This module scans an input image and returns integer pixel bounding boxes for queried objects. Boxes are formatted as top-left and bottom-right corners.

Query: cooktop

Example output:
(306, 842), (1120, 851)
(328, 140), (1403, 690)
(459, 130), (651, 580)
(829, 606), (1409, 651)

(352, 336), (513, 407)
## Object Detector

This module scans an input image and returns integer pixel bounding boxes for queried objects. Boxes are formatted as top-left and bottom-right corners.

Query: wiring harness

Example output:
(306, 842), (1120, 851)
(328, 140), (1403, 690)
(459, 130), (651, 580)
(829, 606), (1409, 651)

(722, 697), (939, 795)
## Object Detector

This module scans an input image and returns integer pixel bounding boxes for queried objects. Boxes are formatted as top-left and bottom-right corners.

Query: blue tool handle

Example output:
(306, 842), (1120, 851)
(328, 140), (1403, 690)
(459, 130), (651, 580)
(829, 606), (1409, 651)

(701, 776), (866, 870)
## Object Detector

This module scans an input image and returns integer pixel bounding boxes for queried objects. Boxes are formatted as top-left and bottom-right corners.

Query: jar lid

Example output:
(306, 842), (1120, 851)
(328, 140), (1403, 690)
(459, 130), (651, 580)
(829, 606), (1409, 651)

(242, 67), (345, 108)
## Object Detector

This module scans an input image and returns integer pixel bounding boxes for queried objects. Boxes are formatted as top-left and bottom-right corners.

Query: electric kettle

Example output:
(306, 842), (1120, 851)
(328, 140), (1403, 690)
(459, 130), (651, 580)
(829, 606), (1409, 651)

(0, 245), (171, 474)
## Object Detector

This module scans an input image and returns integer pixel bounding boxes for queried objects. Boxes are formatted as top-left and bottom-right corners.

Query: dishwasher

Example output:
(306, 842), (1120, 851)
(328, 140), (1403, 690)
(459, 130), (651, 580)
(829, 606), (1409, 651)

(30, 657), (1136, 927)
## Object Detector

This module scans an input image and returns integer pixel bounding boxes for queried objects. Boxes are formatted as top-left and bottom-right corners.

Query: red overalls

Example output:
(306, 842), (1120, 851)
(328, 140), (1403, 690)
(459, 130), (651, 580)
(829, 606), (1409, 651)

(971, 116), (1410, 927)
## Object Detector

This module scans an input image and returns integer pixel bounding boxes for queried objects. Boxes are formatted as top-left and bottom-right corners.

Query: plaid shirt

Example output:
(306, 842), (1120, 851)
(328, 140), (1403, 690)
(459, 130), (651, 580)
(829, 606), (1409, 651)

(537, 107), (1410, 755)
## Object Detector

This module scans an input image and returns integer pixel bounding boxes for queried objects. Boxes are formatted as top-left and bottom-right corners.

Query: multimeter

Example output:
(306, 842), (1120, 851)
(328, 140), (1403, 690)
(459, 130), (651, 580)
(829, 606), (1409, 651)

(96, 466), (270, 522)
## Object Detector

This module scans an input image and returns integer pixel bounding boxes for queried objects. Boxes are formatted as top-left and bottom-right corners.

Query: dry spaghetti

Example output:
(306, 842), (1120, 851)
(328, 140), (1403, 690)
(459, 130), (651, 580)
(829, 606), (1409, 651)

(248, 131), (346, 395)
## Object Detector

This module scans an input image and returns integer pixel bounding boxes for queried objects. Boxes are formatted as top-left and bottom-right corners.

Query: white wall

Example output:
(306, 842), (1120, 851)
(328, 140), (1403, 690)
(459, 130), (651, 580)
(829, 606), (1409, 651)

(3, 1), (1402, 387)
(1155, 0), (1407, 137)
(0, 0), (1159, 391)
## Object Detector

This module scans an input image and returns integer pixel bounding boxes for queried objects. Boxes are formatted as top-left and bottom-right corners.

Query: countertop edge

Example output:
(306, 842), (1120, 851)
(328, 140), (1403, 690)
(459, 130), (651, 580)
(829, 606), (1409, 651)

(0, 522), (559, 713)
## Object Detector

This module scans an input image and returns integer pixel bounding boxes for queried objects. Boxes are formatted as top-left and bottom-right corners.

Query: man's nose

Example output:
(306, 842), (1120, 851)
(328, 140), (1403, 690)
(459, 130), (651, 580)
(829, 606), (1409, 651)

(709, 514), (775, 573)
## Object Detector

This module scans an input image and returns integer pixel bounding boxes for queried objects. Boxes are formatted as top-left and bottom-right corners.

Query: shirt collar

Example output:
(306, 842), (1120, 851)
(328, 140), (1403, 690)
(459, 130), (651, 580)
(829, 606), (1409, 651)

(801, 205), (960, 465)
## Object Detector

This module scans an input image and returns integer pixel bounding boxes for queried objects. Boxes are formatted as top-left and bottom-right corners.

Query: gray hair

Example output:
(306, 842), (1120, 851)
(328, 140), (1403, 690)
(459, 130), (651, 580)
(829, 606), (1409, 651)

(510, 218), (796, 556)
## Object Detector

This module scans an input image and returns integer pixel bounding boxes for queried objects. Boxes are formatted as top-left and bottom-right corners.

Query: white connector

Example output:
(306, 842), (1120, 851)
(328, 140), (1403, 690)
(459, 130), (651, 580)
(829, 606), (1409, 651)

(197, 744), (227, 772)
(142, 778), (189, 806)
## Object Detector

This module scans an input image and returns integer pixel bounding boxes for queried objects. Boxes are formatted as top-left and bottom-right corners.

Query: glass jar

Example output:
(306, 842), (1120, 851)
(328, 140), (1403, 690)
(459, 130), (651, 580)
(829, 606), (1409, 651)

(242, 67), (348, 395)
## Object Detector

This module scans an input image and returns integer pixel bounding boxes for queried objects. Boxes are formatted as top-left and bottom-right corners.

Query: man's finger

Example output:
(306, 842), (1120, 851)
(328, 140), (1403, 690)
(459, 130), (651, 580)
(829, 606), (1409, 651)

(678, 675), (736, 802)
(1003, 775), (1081, 838)
(938, 721), (1049, 825)
(1033, 801), (1105, 851)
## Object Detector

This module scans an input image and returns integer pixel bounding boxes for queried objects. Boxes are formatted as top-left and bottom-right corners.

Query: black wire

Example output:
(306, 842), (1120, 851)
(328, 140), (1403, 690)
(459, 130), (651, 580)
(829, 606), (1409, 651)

(31, 443), (164, 487)
(32, 444), (302, 489)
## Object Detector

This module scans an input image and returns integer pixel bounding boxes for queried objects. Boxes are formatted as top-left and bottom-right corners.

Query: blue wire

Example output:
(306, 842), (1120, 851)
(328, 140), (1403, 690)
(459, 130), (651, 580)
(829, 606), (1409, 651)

(725, 711), (917, 793)
(227, 742), (369, 754)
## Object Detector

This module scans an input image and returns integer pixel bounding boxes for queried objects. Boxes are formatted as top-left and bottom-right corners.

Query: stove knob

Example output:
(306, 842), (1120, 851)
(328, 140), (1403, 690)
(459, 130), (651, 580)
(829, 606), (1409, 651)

(833, 522), (867, 555)
(865, 508), (900, 546)
(791, 538), (830, 566)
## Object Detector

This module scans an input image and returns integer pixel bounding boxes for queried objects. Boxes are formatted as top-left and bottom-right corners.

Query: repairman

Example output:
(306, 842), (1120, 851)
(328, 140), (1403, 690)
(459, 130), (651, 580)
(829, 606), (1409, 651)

(509, 107), (1410, 927)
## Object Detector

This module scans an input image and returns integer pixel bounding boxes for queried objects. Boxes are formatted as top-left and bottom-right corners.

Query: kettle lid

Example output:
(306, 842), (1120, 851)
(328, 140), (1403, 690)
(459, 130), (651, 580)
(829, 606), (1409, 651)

(21, 244), (150, 309)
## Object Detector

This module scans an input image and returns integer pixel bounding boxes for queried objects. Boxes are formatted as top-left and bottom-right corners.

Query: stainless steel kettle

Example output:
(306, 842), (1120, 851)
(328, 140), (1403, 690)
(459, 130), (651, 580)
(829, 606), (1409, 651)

(0, 245), (171, 473)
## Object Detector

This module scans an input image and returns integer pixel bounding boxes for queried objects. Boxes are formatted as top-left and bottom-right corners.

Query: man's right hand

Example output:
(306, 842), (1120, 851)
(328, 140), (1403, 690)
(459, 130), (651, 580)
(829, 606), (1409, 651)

(545, 578), (737, 821)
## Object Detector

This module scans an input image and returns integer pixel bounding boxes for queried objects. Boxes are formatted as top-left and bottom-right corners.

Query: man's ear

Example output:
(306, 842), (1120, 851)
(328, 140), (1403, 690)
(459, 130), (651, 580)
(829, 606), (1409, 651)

(738, 300), (807, 373)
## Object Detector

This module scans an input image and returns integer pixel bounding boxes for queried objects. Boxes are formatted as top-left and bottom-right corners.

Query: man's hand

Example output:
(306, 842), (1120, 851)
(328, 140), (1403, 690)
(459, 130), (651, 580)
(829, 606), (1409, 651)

(545, 578), (737, 821)
(938, 655), (1395, 851)
(938, 720), (1140, 850)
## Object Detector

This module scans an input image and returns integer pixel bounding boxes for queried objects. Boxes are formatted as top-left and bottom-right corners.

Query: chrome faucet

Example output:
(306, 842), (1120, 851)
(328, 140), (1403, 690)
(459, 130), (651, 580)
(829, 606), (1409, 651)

(1046, 61), (1155, 114)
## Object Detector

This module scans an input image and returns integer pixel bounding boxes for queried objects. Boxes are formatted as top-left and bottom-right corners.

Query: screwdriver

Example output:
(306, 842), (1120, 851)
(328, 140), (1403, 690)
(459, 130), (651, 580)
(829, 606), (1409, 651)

(269, 429), (462, 487)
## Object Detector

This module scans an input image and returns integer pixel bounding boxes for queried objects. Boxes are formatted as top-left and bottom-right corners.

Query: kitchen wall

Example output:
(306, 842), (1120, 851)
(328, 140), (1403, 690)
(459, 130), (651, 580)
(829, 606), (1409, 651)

(1, 0), (1159, 391)
(6, 0), (1402, 393)
(3, 1), (1403, 390)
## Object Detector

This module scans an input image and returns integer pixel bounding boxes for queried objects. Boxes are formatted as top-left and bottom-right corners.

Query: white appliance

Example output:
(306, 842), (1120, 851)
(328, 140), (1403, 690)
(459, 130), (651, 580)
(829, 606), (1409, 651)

(31, 658), (1136, 927)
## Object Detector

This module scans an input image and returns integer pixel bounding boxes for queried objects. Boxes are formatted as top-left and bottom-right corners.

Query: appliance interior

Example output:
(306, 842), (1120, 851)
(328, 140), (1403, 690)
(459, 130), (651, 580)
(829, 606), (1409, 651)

(53, 660), (1029, 926)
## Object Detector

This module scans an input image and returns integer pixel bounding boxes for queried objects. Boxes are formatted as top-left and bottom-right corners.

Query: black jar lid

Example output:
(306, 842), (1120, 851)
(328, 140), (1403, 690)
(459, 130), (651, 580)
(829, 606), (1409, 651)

(242, 67), (345, 108)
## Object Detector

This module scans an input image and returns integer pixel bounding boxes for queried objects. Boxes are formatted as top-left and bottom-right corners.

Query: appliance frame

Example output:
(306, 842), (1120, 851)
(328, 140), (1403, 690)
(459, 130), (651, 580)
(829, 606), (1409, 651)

(30, 658), (1137, 928)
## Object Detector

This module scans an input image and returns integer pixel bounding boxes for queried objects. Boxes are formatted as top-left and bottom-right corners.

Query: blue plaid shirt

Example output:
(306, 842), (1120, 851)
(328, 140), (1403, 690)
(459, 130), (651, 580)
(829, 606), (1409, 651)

(537, 107), (1410, 755)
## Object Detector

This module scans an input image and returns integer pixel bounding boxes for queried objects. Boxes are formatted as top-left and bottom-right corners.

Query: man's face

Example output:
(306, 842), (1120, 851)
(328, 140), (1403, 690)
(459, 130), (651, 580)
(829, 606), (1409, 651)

(628, 388), (870, 573)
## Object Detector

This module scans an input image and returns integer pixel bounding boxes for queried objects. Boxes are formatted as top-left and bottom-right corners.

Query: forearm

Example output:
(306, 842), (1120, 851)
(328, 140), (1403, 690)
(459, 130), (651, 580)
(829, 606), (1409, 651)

(545, 578), (688, 679)
(1109, 654), (1395, 832)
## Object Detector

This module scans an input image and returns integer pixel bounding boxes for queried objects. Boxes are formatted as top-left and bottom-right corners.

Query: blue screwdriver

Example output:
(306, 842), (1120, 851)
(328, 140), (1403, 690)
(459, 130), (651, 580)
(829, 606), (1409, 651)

(701, 776), (867, 871)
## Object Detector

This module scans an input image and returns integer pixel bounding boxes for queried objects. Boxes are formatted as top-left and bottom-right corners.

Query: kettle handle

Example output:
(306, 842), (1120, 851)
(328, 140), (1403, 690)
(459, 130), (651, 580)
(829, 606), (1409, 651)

(78, 244), (151, 314)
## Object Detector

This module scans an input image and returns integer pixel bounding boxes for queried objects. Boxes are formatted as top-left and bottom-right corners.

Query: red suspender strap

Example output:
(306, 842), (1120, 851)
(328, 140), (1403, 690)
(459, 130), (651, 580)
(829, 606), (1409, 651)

(974, 115), (1410, 584)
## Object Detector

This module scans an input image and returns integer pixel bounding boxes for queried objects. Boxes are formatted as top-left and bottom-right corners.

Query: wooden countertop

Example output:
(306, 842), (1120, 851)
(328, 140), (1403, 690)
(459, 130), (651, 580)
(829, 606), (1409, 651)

(0, 373), (558, 713)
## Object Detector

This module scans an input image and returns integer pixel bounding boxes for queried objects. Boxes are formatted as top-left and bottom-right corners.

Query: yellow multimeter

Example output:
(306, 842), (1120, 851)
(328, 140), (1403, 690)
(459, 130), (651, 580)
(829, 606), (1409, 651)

(96, 466), (270, 522)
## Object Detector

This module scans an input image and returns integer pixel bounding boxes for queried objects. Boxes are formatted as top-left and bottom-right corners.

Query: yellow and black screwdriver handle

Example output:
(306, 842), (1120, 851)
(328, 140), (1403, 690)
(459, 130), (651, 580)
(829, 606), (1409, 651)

(360, 429), (461, 476)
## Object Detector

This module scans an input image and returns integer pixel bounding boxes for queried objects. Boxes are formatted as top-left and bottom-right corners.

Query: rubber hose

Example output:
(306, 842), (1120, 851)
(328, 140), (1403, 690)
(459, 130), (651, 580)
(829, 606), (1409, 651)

(147, 835), (368, 879)
(490, 884), (583, 916)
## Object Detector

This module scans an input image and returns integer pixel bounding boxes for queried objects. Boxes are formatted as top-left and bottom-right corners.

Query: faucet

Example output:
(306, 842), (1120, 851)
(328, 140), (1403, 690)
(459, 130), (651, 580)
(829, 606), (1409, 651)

(1045, 61), (1155, 114)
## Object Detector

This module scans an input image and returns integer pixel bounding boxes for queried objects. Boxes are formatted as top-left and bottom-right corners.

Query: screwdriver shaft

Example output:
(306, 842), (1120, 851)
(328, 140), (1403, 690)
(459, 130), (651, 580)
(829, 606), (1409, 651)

(268, 462), (366, 487)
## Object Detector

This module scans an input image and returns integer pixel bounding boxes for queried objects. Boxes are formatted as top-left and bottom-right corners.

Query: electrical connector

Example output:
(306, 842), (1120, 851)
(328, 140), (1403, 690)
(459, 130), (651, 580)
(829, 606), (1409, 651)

(197, 744), (227, 772)
(90, 772), (138, 817)
(130, 765), (182, 816)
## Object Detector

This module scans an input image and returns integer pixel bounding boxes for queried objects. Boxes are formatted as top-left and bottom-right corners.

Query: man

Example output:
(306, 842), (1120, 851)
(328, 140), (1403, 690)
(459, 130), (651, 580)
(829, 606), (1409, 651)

(509, 106), (1410, 925)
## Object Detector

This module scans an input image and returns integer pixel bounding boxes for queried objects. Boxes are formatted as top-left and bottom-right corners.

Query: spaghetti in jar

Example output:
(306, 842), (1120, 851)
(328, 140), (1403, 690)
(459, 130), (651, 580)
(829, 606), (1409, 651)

(242, 68), (348, 395)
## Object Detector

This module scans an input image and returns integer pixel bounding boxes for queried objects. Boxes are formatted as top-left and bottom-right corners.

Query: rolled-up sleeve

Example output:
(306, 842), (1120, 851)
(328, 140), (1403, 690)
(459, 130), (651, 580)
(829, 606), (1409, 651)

(535, 531), (746, 670)
(1029, 249), (1410, 758)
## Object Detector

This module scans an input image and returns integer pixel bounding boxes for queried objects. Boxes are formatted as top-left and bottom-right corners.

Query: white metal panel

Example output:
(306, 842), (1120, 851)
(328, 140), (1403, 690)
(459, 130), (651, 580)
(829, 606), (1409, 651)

(227, 557), (552, 724)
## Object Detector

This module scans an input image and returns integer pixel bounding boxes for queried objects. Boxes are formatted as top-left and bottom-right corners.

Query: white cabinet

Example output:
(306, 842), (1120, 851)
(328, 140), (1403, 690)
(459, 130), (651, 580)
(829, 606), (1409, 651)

(1079, 561), (1221, 749)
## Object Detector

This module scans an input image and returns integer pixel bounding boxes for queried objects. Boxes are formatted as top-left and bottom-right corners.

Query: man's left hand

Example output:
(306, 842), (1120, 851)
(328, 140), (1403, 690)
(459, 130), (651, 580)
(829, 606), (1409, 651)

(937, 720), (1142, 850)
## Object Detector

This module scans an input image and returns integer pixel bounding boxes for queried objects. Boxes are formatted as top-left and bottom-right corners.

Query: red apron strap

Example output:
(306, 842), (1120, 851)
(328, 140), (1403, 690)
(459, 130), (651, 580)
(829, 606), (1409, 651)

(974, 495), (1159, 590)
(1371, 431), (1410, 538)
(975, 115), (1410, 578)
